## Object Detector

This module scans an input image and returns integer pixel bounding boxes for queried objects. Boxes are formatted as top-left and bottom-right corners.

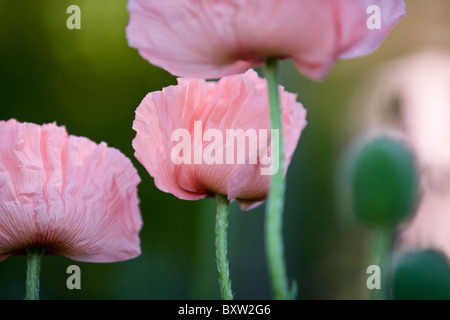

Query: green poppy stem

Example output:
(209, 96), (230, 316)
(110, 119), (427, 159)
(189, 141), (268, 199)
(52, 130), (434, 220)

(215, 193), (233, 300)
(264, 57), (296, 300)
(368, 226), (394, 300)
(26, 247), (45, 300)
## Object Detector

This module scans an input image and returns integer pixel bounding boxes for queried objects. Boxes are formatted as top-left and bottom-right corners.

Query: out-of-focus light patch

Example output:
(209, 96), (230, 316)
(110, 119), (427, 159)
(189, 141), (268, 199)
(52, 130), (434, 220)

(366, 49), (450, 175)
(42, 0), (136, 77)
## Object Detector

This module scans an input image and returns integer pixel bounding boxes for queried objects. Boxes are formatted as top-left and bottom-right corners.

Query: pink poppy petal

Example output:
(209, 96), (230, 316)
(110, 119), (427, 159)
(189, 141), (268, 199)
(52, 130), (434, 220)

(126, 0), (405, 80)
(338, 0), (406, 59)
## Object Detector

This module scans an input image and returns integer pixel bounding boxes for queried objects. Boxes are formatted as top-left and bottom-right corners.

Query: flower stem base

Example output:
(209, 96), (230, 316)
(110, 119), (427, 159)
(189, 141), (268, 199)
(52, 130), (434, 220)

(26, 247), (45, 300)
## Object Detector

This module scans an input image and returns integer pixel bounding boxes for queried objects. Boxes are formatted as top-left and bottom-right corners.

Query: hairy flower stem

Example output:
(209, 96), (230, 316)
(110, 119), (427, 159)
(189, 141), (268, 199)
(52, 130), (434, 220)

(264, 57), (295, 300)
(26, 247), (45, 300)
(215, 193), (233, 300)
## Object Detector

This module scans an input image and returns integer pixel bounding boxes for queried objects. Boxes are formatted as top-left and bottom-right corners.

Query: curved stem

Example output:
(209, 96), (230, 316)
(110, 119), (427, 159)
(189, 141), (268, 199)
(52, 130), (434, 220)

(264, 57), (295, 300)
(26, 247), (45, 300)
(215, 193), (233, 300)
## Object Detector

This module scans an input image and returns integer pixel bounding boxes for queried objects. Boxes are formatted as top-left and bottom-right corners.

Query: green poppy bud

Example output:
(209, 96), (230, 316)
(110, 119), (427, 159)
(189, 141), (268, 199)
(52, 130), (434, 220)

(351, 137), (418, 226)
(393, 249), (450, 300)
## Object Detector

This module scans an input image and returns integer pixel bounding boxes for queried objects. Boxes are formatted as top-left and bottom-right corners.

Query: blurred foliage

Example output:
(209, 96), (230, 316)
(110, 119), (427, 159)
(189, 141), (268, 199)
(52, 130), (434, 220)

(0, 1), (449, 300)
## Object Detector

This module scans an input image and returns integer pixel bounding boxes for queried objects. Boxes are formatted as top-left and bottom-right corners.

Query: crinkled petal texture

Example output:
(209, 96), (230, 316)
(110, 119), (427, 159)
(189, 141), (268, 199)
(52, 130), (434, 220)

(0, 120), (142, 262)
(126, 0), (406, 80)
(133, 69), (307, 210)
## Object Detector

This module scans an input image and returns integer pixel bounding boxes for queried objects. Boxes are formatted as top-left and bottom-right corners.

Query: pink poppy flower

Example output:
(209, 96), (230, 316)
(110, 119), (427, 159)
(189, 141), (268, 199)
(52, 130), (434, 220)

(132, 69), (306, 210)
(126, 0), (406, 80)
(0, 119), (142, 263)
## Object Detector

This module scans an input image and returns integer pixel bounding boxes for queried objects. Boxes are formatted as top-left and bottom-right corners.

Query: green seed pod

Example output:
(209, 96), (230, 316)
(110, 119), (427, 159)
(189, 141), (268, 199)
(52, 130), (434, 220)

(393, 249), (450, 300)
(351, 137), (418, 226)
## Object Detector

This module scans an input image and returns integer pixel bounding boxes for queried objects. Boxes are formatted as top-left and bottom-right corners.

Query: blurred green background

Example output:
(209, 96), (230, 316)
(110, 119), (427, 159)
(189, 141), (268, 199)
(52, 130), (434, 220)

(0, 1), (448, 300)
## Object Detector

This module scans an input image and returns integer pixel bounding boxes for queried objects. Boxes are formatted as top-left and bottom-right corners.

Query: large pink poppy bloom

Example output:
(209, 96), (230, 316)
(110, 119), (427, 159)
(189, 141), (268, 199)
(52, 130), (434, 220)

(126, 0), (406, 80)
(0, 120), (142, 263)
(132, 69), (306, 210)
